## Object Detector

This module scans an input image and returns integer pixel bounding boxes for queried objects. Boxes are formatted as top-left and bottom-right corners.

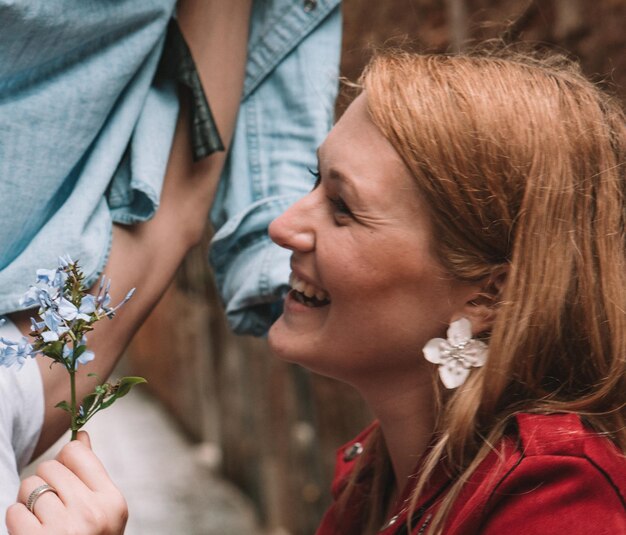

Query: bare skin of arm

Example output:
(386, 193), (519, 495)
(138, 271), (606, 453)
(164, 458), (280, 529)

(11, 0), (252, 459)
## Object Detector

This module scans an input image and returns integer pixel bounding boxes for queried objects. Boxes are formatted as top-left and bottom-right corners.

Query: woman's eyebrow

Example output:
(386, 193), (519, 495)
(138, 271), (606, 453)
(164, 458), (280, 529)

(316, 147), (363, 203)
(328, 170), (364, 206)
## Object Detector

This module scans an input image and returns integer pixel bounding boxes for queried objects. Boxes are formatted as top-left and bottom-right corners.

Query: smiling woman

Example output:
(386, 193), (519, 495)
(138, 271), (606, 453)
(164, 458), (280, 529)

(269, 94), (476, 388)
(269, 48), (626, 535)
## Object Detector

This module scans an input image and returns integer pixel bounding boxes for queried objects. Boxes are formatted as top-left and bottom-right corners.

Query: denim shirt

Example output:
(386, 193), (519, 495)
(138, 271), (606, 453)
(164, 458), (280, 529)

(0, 0), (341, 337)
(210, 0), (341, 335)
(0, 0), (178, 314)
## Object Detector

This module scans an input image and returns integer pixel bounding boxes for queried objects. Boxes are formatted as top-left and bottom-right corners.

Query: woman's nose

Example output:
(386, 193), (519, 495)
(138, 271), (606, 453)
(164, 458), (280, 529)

(269, 199), (315, 252)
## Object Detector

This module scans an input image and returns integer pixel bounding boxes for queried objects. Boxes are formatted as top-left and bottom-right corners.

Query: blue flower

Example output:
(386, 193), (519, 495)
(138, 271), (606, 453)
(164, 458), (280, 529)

(0, 337), (37, 368)
(79, 294), (96, 315)
(20, 286), (42, 309)
(107, 287), (135, 317)
(37, 266), (67, 289)
(77, 349), (95, 367)
(95, 278), (112, 313)
(30, 317), (45, 332)
(36, 268), (57, 285)
(93, 277), (135, 318)
(58, 254), (73, 268)
(41, 330), (59, 343)
(58, 297), (94, 322)
(41, 314), (68, 342)
(63, 343), (95, 370)
(40, 309), (68, 342)
(124, 288), (136, 302)
(20, 285), (58, 310)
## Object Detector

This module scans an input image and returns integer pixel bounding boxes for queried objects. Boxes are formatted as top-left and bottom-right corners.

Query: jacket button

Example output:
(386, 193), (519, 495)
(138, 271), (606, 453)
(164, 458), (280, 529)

(343, 442), (364, 461)
(303, 0), (317, 12)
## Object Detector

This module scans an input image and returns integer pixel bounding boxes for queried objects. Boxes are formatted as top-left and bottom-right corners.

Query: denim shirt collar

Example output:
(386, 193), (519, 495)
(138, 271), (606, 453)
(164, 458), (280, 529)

(244, 0), (340, 99)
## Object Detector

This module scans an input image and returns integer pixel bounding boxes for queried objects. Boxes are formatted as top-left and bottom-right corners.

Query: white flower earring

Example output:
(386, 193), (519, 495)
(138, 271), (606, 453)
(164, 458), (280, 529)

(422, 317), (488, 389)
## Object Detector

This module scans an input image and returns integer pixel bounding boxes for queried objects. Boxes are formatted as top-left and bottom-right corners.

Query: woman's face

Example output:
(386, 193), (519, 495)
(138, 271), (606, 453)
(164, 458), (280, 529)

(268, 94), (476, 385)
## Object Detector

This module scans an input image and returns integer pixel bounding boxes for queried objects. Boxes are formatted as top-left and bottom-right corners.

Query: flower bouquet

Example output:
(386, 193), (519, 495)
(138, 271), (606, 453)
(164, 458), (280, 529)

(0, 256), (145, 440)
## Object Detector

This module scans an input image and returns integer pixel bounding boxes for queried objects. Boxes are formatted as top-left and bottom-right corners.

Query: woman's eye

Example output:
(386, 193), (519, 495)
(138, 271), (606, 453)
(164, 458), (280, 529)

(307, 167), (352, 220)
(328, 196), (352, 217)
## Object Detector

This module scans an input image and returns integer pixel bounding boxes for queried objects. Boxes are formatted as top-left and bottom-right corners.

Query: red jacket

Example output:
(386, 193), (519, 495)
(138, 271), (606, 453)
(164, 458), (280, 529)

(316, 413), (626, 534)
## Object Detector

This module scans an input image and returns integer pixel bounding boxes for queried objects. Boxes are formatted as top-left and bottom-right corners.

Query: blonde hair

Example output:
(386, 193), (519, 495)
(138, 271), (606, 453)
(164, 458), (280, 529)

(344, 48), (626, 534)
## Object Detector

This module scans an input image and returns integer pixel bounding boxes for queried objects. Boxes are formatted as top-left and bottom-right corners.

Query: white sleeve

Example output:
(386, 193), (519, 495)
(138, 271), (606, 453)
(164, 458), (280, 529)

(0, 319), (44, 531)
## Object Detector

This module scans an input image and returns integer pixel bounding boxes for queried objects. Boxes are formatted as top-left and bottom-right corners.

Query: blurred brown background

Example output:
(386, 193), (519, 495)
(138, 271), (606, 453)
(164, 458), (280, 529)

(129, 1), (625, 534)
(340, 0), (625, 107)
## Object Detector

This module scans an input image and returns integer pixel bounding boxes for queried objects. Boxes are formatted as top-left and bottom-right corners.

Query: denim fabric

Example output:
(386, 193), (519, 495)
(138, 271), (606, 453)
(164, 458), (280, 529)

(0, 0), (178, 314)
(0, 0), (341, 338)
(210, 0), (342, 335)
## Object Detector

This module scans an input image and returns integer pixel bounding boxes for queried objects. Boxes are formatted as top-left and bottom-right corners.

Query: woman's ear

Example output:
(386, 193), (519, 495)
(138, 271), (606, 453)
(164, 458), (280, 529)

(457, 265), (508, 337)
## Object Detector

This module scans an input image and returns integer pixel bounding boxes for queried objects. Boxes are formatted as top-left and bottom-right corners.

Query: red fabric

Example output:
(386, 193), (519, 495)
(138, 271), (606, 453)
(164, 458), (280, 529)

(316, 413), (626, 535)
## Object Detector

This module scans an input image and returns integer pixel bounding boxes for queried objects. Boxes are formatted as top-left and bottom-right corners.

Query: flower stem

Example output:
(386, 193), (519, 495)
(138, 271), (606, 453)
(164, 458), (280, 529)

(69, 368), (77, 441)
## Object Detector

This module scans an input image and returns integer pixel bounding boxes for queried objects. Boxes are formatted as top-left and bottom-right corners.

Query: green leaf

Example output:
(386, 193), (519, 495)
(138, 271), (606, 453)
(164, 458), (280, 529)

(115, 376), (147, 398)
(42, 341), (64, 360)
(98, 377), (147, 410)
(81, 393), (99, 415)
(99, 396), (117, 410)
(73, 345), (87, 360)
(55, 400), (71, 413)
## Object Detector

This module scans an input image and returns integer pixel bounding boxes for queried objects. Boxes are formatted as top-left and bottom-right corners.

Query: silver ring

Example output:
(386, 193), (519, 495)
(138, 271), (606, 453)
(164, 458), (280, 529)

(26, 484), (58, 513)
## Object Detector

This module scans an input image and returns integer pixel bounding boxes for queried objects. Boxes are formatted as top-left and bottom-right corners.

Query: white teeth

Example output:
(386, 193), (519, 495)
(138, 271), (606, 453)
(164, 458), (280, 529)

(302, 284), (316, 298)
(289, 273), (329, 302)
(293, 279), (306, 293)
